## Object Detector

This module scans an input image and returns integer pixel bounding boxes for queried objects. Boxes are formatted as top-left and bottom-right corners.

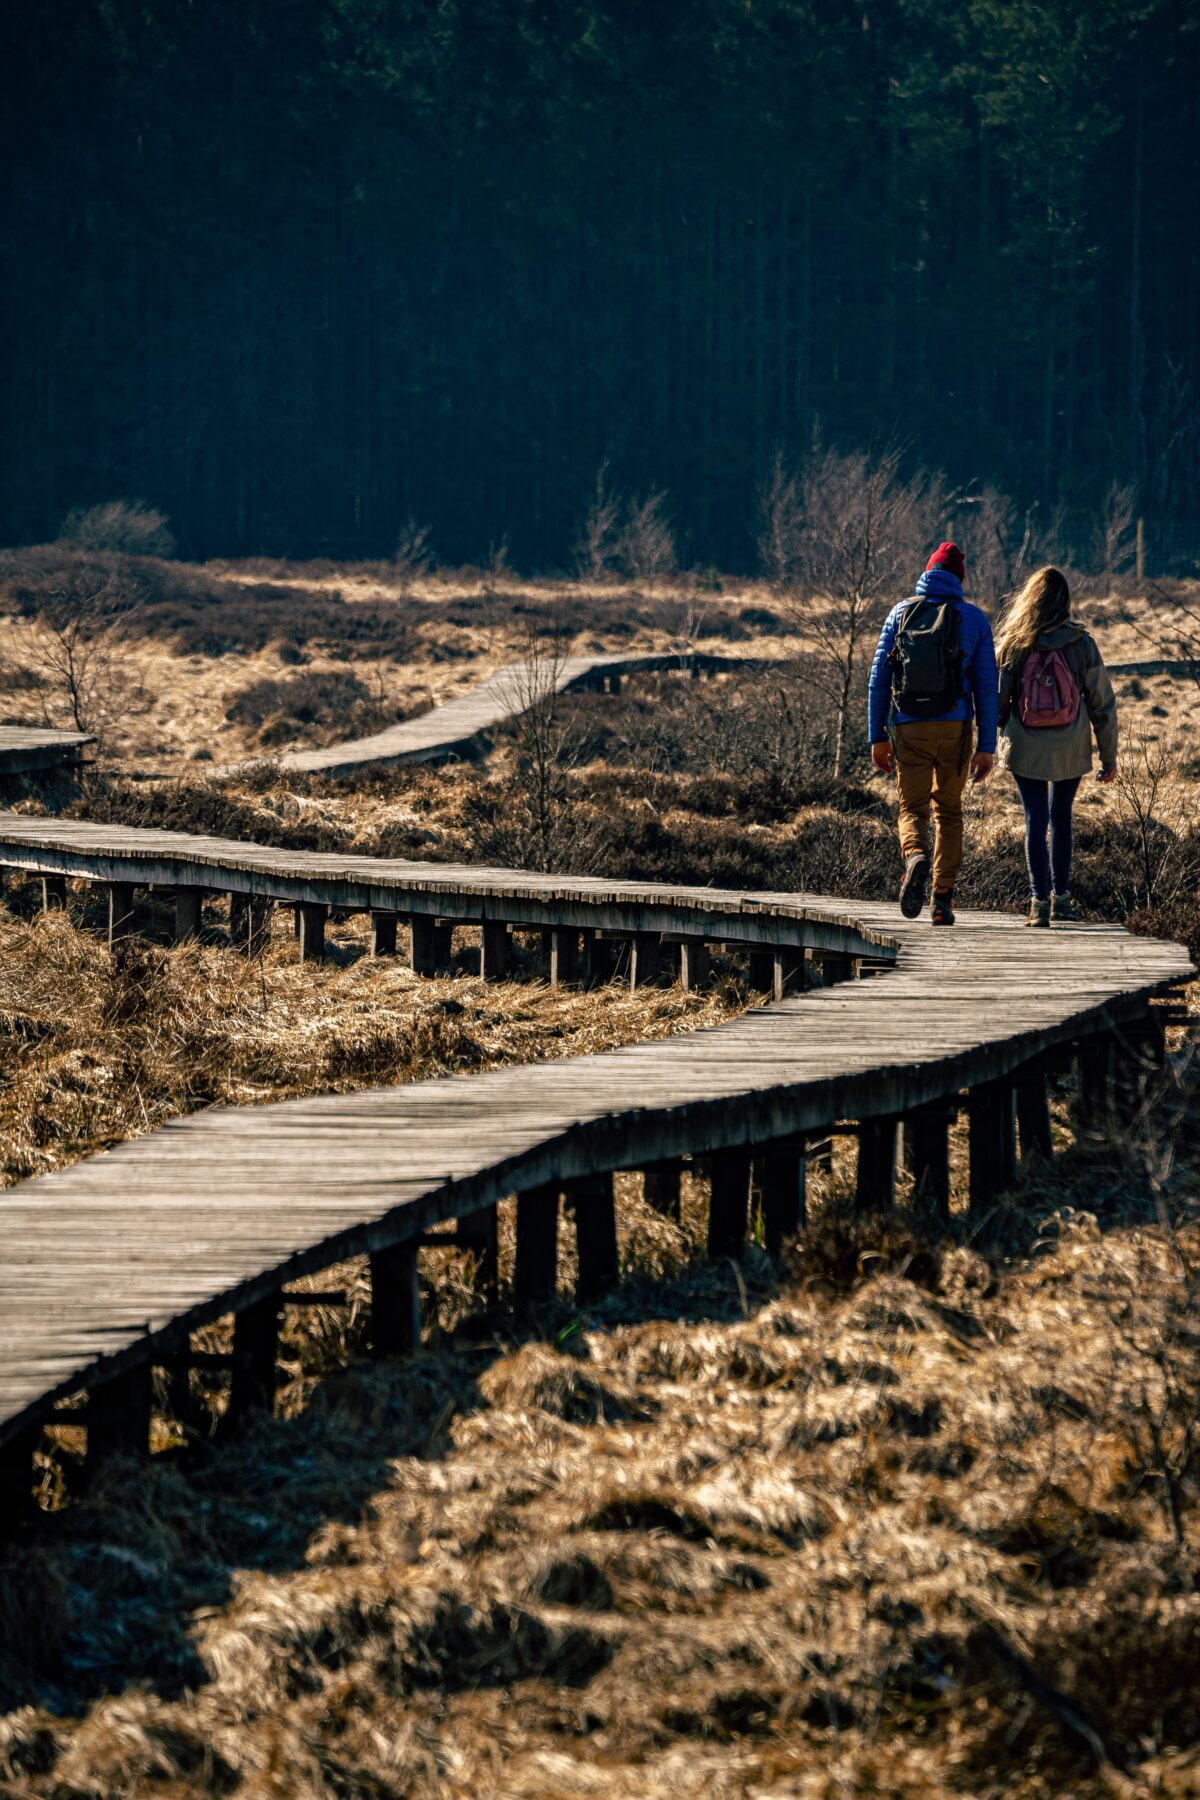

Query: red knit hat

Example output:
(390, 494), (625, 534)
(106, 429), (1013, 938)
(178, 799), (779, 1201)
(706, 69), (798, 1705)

(926, 541), (966, 581)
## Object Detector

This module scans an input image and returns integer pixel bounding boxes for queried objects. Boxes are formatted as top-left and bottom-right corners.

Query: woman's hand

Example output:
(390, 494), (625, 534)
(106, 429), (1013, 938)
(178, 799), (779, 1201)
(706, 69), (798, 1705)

(1097, 765), (1117, 784)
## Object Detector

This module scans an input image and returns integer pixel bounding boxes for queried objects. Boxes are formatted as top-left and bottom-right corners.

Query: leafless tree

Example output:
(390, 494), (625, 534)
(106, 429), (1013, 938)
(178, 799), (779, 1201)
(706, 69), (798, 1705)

(756, 449), (804, 591)
(28, 568), (144, 740)
(781, 442), (935, 777)
(1114, 729), (1188, 908)
(617, 490), (676, 587)
(573, 459), (622, 582)
(477, 622), (596, 873)
(953, 485), (1036, 610)
(1093, 479), (1137, 581)
(58, 498), (175, 559)
(391, 518), (435, 597)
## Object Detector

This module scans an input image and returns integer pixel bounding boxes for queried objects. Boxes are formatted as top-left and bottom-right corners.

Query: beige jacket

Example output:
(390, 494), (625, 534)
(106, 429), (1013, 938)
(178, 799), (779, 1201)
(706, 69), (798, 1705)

(998, 622), (1118, 781)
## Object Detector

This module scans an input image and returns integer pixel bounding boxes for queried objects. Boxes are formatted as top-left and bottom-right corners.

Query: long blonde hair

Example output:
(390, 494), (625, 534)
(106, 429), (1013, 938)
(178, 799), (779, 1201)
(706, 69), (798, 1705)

(995, 566), (1071, 667)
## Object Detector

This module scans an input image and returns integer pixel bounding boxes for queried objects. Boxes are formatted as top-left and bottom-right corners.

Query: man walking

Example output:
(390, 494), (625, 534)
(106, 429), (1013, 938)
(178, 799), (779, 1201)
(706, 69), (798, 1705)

(867, 542), (997, 925)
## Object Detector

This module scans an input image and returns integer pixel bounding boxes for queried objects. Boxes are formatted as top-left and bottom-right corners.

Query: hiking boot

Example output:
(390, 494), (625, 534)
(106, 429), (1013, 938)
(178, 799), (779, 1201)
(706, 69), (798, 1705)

(1051, 891), (1082, 922)
(930, 892), (955, 927)
(899, 851), (929, 919)
(1027, 898), (1051, 928)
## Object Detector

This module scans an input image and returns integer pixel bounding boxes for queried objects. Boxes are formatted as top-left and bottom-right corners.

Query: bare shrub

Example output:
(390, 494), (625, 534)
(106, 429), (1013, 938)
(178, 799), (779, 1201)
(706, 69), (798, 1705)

(616, 489), (676, 588)
(390, 519), (435, 598)
(27, 568), (145, 741)
(58, 499), (175, 559)
(573, 458), (623, 582)
(780, 441), (936, 776)
(468, 622), (597, 872)
(1113, 730), (1192, 909)
(1088, 478), (1137, 583)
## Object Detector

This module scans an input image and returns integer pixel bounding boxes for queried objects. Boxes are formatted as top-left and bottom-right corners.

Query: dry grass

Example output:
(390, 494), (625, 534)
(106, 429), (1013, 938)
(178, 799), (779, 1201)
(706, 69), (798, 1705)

(3, 1051), (1200, 1796)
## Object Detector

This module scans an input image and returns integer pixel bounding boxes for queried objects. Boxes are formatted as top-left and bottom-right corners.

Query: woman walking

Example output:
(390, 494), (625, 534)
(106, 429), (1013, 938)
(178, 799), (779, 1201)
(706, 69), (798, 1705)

(996, 567), (1118, 926)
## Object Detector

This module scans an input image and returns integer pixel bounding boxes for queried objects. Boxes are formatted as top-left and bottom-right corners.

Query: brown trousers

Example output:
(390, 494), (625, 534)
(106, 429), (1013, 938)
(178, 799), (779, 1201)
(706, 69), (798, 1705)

(893, 720), (972, 895)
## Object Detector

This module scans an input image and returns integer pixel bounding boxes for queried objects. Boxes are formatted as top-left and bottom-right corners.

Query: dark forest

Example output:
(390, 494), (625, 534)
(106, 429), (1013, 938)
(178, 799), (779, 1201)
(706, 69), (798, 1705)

(3, 0), (1197, 567)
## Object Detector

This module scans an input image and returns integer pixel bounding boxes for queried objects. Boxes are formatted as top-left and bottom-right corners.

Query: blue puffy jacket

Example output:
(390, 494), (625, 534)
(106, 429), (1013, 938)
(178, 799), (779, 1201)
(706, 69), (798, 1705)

(866, 569), (998, 753)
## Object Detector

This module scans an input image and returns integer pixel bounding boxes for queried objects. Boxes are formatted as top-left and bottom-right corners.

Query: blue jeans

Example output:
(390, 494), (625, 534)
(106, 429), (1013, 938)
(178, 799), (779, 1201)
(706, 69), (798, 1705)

(1013, 773), (1082, 901)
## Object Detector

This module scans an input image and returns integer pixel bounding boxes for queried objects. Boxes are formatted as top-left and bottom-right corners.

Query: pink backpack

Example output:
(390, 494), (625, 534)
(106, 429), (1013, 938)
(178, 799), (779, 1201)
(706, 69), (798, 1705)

(1019, 646), (1080, 728)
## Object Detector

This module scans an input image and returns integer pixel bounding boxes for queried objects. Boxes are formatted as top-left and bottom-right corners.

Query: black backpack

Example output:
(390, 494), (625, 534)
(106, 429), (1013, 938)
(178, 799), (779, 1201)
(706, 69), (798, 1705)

(889, 598), (964, 718)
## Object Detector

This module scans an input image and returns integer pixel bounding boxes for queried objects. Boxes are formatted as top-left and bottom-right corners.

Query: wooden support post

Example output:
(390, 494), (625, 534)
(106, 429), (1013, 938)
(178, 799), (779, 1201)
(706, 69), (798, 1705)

(773, 949), (805, 1001)
(514, 1182), (560, 1308)
(1076, 1033), (1115, 1132)
(162, 1343), (195, 1433)
(679, 940), (711, 992)
(107, 881), (136, 945)
(41, 873), (67, 911)
(410, 916), (452, 977)
(297, 901), (327, 964)
(229, 891), (249, 949)
(550, 927), (580, 987)
(629, 932), (662, 990)
(905, 1105), (951, 1220)
(856, 1116), (899, 1209)
(607, 671), (622, 696)
(228, 1293), (280, 1422)
(756, 1141), (806, 1253)
(708, 1147), (751, 1259)
(480, 920), (509, 981)
(643, 1159), (682, 1221)
(369, 1243), (421, 1357)
(174, 888), (203, 943)
(567, 1172), (619, 1303)
(457, 1204), (499, 1297)
(88, 1360), (152, 1464)
(1015, 1068), (1054, 1163)
(371, 910), (399, 957)
(968, 1080), (1016, 1211)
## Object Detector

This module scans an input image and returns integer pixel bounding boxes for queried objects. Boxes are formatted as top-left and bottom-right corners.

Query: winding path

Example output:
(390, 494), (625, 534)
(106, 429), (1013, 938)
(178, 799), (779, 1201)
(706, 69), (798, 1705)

(0, 813), (1191, 1506)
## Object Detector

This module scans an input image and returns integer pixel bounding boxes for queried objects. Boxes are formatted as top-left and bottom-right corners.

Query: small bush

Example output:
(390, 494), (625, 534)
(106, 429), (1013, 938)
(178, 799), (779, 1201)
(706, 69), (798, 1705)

(58, 499), (176, 559)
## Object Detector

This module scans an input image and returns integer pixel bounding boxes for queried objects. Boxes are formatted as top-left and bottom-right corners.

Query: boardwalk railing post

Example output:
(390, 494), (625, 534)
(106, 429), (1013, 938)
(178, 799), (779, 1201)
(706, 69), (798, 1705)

(643, 1159), (682, 1221)
(107, 881), (136, 945)
(174, 888), (203, 944)
(550, 927), (580, 987)
(1015, 1065), (1054, 1163)
(567, 1172), (619, 1303)
(229, 1292), (281, 1421)
(856, 1117), (899, 1209)
(458, 1205), (499, 1298)
(480, 920), (509, 981)
(968, 1079), (1016, 1211)
(904, 1104), (952, 1219)
(708, 1148), (751, 1258)
(679, 940), (711, 992)
(629, 932), (662, 990)
(514, 1182), (560, 1308)
(41, 873), (67, 911)
(756, 1140), (806, 1252)
(369, 1243), (421, 1356)
(89, 1361), (152, 1465)
(297, 901), (327, 964)
(371, 910), (399, 957)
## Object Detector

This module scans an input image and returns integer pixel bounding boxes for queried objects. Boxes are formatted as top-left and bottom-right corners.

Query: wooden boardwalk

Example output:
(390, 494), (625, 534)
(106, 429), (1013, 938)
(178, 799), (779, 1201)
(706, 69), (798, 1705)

(0, 814), (1191, 1508)
(0, 726), (94, 776)
(227, 649), (777, 776)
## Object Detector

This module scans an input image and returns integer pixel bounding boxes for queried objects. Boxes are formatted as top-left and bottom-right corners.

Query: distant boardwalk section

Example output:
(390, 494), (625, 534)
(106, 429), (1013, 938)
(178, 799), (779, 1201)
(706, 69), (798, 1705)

(0, 726), (94, 776)
(228, 650), (773, 777)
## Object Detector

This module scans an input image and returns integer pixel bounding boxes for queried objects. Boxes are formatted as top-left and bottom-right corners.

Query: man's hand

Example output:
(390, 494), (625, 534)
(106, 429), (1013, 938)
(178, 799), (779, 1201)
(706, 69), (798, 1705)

(1097, 765), (1117, 785)
(871, 740), (895, 776)
(970, 751), (994, 783)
